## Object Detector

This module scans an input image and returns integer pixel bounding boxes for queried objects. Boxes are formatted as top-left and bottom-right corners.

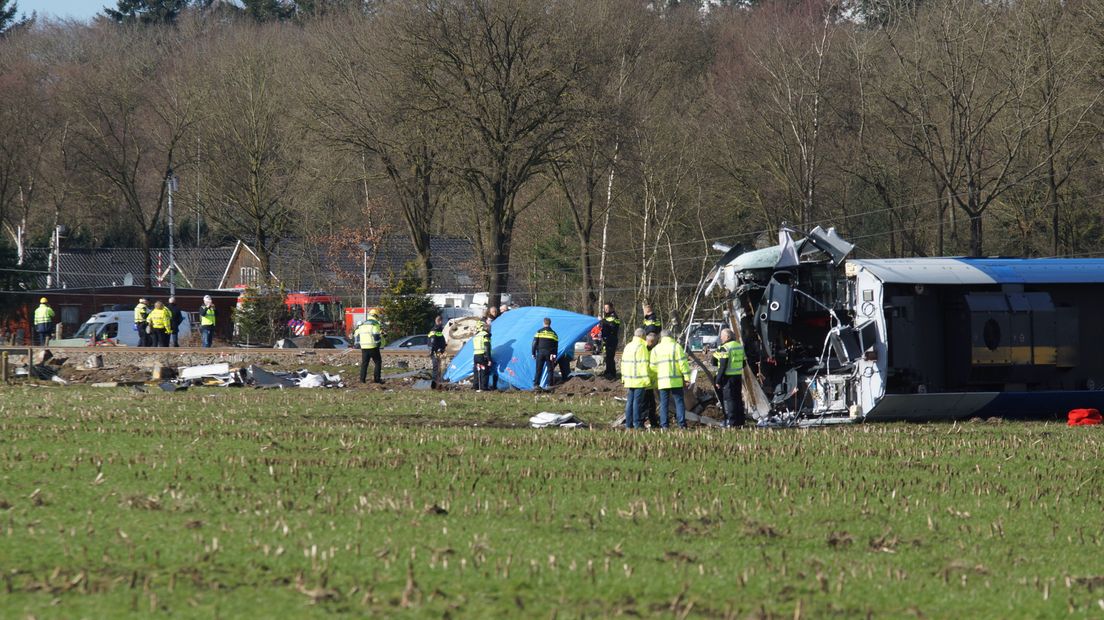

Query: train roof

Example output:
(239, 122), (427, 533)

(847, 257), (1104, 285)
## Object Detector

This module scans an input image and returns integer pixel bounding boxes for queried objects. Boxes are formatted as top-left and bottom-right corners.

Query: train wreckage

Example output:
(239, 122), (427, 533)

(706, 226), (1104, 425)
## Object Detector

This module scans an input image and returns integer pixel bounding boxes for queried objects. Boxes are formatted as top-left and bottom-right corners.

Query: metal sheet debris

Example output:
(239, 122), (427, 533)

(529, 412), (587, 429)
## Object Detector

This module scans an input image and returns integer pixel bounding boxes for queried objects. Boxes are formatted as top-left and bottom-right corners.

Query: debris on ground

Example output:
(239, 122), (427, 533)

(529, 412), (587, 429)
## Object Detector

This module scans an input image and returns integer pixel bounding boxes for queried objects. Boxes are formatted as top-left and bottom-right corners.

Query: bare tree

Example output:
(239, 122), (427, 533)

(194, 26), (304, 280)
(397, 0), (584, 308)
(307, 13), (450, 289)
(62, 26), (196, 287)
(879, 0), (1076, 256)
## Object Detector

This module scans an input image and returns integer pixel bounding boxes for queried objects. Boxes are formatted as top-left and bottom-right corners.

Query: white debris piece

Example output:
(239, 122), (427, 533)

(179, 363), (231, 380)
(529, 412), (587, 429)
(298, 373), (325, 388)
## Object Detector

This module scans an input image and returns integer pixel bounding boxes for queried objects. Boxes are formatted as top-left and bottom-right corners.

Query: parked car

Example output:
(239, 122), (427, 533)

(323, 335), (351, 349)
(687, 321), (723, 352)
(383, 334), (430, 351)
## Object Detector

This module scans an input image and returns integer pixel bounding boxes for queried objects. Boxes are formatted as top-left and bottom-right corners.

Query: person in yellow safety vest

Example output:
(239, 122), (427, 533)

(531, 317), (559, 389)
(620, 328), (651, 429)
(147, 301), (171, 348)
(649, 330), (691, 429)
(33, 297), (55, 346)
(472, 322), (492, 392)
(134, 298), (150, 347)
(199, 295), (216, 348)
(642, 302), (662, 336)
(355, 308), (384, 384)
(712, 328), (746, 428)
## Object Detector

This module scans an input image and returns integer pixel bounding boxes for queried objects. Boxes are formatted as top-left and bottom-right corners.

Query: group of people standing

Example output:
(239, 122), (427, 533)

(610, 302), (745, 429)
(133, 295), (218, 348)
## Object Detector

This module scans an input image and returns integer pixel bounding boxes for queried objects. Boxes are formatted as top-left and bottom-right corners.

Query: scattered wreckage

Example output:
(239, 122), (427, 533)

(702, 225), (1104, 425)
(2, 351), (345, 390)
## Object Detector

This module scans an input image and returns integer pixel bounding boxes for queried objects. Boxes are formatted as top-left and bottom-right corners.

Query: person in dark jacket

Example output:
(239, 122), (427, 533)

(532, 318), (559, 389)
(166, 296), (184, 347)
(428, 315), (447, 388)
(600, 302), (621, 380)
(642, 303), (662, 336)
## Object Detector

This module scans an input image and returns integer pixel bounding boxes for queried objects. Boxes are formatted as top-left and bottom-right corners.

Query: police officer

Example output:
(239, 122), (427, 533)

(33, 297), (55, 346)
(600, 302), (621, 380)
(199, 295), (216, 348)
(355, 308), (384, 384)
(472, 321), (491, 391)
(531, 317), (559, 389)
(134, 298), (150, 347)
(428, 315), (447, 387)
(713, 328), (746, 428)
(166, 296), (183, 347)
(642, 303), (662, 336)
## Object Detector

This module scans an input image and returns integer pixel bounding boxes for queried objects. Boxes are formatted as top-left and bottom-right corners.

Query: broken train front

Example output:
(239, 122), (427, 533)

(711, 226), (1104, 424)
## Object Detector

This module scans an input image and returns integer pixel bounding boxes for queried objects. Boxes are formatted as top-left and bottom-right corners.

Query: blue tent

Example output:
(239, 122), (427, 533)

(445, 306), (599, 390)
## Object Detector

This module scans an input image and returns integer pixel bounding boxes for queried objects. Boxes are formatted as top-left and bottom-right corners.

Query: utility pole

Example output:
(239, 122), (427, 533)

(166, 168), (179, 297)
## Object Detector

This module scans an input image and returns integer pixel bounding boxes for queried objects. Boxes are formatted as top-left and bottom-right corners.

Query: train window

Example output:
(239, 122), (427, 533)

(983, 319), (1001, 351)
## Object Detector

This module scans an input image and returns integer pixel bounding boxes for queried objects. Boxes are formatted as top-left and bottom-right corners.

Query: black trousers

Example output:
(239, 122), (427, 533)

(603, 337), (618, 378)
(718, 375), (745, 426)
(642, 389), (659, 426)
(136, 324), (149, 347)
(360, 348), (382, 383)
(35, 328), (50, 346)
(154, 331), (169, 347)
(473, 354), (490, 390)
(533, 353), (556, 386)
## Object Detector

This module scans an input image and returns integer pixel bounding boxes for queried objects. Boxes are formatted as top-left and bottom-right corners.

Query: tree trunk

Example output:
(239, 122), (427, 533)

(488, 220), (513, 311)
(968, 212), (984, 257)
(412, 228), (432, 290)
(578, 234), (595, 315)
(256, 226), (272, 285)
(142, 231), (153, 292)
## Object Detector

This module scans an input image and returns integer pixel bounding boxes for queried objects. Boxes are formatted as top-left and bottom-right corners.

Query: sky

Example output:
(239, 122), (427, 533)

(17, 0), (103, 22)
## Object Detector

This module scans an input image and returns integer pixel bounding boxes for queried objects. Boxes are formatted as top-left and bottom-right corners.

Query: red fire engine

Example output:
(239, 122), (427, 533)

(284, 291), (344, 336)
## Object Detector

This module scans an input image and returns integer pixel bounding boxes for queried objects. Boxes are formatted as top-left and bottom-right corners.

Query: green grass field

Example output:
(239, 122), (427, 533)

(2, 385), (1103, 618)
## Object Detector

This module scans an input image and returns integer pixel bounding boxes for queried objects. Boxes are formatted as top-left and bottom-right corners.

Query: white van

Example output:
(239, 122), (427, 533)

(53, 310), (194, 347)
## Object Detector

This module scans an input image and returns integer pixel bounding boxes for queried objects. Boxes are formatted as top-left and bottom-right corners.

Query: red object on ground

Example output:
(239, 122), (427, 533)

(1068, 409), (1102, 426)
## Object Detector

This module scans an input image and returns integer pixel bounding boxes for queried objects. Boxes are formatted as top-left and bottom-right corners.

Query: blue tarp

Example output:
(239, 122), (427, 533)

(445, 306), (599, 390)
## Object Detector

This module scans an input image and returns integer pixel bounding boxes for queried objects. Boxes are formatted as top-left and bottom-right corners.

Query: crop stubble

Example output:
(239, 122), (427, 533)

(1, 386), (1103, 618)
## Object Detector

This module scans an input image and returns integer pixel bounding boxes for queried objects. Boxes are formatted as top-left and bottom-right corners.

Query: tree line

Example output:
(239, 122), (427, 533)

(1, 0), (1103, 327)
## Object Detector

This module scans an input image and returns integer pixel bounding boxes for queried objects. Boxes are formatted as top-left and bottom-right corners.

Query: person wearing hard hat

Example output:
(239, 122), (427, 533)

(33, 297), (56, 346)
(355, 308), (385, 384)
(134, 298), (151, 347)
(199, 295), (216, 348)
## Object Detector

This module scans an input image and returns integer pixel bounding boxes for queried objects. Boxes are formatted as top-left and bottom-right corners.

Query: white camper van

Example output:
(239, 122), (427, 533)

(53, 309), (194, 347)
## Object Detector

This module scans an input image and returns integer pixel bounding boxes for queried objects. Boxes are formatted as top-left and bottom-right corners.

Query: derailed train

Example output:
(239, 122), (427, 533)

(708, 226), (1104, 424)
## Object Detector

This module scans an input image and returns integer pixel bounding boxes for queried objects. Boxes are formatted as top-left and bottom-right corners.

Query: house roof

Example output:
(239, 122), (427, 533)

(236, 235), (481, 295)
(24, 247), (236, 290)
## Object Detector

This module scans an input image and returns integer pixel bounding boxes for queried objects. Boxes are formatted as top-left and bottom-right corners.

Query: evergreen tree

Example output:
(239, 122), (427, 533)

(240, 0), (296, 22)
(379, 263), (438, 339)
(232, 287), (288, 345)
(0, 0), (28, 35)
(104, 0), (190, 25)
